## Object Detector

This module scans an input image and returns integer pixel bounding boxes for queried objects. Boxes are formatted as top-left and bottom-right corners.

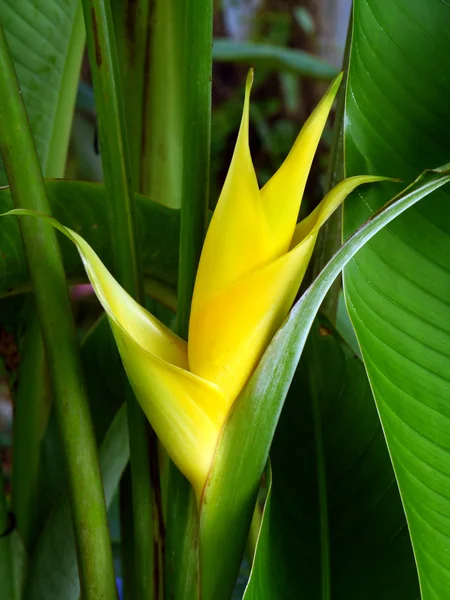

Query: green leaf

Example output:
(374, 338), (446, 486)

(0, 180), (179, 299)
(0, 0), (85, 179)
(212, 38), (338, 80)
(198, 167), (450, 600)
(343, 1), (450, 596)
(244, 318), (419, 599)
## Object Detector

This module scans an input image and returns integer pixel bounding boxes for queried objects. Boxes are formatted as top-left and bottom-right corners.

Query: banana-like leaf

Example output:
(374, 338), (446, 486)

(199, 168), (450, 600)
(0, 0), (85, 180)
(343, 1), (450, 596)
(0, 180), (179, 297)
(244, 318), (419, 599)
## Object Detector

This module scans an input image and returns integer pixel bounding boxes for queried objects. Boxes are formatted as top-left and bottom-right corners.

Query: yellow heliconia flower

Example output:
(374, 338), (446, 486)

(30, 72), (384, 499)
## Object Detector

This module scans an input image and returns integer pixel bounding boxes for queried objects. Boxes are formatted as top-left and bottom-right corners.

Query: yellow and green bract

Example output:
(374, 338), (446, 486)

(38, 71), (383, 498)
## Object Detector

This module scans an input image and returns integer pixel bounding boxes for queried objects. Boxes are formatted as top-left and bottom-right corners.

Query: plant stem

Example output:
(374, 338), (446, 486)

(312, 11), (353, 323)
(176, 0), (213, 337)
(111, 0), (151, 190)
(82, 2), (162, 598)
(166, 2), (213, 599)
(141, 0), (185, 208)
(0, 25), (117, 600)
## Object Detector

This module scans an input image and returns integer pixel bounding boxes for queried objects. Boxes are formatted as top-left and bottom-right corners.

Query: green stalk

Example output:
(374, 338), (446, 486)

(311, 12), (352, 323)
(176, 0), (212, 336)
(166, 2), (213, 599)
(0, 25), (117, 600)
(81, 2), (162, 598)
(111, 0), (151, 189)
(0, 465), (14, 600)
(11, 3), (85, 553)
(11, 310), (48, 551)
(141, 0), (185, 208)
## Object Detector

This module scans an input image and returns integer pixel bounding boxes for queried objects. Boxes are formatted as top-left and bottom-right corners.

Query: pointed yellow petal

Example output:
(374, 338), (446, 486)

(70, 230), (188, 367)
(291, 175), (390, 247)
(68, 231), (227, 495)
(260, 73), (343, 256)
(191, 70), (275, 311)
(189, 242), (315, 404)
(7, 212), (225, 497)
(189, 175), (387, 402)
(112, 323), (226, 496)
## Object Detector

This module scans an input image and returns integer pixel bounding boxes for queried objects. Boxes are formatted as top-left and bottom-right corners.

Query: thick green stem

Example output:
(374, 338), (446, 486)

(141, 0), (185, 208)
(176, 0), (213, 337)
(112, 0), (151, 189)
(311, 12), (352, 323)
(166, 2), (213, 599)
(82, 2), (162, 598)
(0, 25), (117, 600)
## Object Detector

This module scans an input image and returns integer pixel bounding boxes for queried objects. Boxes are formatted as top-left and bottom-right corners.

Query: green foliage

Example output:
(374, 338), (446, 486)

(343, 1), (450, 596)
(198, 168), (450, 600)
(0, 0), (85, 180)
(244, 318), (419, 599)
(1, 1), (450, 598)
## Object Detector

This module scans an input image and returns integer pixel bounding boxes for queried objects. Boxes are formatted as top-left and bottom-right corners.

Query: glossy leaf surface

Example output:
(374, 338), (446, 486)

(244, 319), (419, 599)
(198, 168), (450, 600)
(343, 1), (450, 595)
(0, 0), (85, 180)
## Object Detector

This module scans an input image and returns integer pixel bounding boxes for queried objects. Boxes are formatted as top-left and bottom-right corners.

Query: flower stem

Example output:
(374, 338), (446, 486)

(82, 2), (162, 598)
(176, 0), (213, 337)
(166, 2), (213, 599)
(0, 25), (117, 600)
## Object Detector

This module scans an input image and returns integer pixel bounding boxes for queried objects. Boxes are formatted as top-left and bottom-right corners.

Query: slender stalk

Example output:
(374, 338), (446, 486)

(312, 10), (353, 323)
(0, 465), (14, 600)
(11, 3), (85, 552)
(0, 25), (117, 600)
(176, 0), (213, 336)
(11, 310), (48, 551)
(81, 2), (162, 598)
(166, 2), (213, 599)
(141, 0), (185, 208)
(111, 0), (151, 189)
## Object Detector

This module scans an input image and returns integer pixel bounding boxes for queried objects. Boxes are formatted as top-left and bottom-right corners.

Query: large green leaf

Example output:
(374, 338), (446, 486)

(0, 180), (179, 297)
(244, 318), (419, 599)
(198, 169), (450, 600)
(343, 2), (450, 596)
(0, 0), (85, 180)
